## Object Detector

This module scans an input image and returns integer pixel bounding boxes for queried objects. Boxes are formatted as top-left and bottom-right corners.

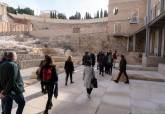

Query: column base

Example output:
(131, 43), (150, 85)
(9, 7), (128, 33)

(142, 53), (165, 67)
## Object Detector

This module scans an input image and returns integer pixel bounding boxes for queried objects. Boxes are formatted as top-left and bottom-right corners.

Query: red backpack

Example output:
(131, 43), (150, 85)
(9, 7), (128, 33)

(42, 67), (53, 82)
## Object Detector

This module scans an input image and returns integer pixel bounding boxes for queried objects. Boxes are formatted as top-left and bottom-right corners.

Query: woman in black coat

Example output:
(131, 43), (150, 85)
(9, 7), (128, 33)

(64, 56), (74, 86)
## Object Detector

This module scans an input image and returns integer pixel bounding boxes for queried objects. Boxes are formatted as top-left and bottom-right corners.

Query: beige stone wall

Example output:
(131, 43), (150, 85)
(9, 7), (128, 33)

(106, 0), (147, 55)
(108, 0), (147, 34)
(17, 54), (44, 69)
(0, 22), (32, 33)
(0, 0), (149, 65)
(29, 20), (108, 53)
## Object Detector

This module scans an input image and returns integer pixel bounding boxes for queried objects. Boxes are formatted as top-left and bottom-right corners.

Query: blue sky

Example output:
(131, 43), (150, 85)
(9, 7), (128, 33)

(1, 0), (108, 17)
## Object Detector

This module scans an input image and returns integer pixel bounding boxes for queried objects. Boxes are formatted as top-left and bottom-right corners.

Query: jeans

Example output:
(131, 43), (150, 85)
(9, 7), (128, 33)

(99, 64), (104, 76)
(2, 93), (25, 114)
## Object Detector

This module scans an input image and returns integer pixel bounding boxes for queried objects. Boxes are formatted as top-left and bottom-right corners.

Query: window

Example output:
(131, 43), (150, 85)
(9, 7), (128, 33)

(129, 9), (139, 24)
(73, 28), (80, 33)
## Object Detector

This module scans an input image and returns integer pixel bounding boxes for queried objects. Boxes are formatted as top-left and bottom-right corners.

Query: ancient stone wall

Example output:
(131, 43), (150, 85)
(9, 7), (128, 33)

(0, 22), (32, 33)
(17, 54), (44, 69)
(29, 19), (109, 53)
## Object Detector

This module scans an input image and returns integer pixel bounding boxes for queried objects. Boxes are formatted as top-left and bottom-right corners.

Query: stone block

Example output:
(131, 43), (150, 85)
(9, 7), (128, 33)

(158, 64), (165, 76)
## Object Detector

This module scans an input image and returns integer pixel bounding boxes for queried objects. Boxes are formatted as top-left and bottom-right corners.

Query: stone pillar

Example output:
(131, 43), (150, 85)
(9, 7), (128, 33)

(127, 37), (130, 51)
(160, 0), (164, 12)
(145, 27), (151, 56)
(133, 35), (136, 52)
(161, 26), (165, 57)
(145, 0), (151, 56)
(147, 0), (151, 22)
(158, 28), (162, 56)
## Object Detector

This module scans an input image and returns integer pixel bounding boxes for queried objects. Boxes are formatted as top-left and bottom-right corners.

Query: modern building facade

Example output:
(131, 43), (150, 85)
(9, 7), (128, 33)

(131, 0), (165, 67)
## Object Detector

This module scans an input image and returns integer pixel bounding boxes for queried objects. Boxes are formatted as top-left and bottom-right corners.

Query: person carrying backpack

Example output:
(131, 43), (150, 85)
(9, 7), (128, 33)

(40, 55), (58, 114)
(36, 55), (47, 93)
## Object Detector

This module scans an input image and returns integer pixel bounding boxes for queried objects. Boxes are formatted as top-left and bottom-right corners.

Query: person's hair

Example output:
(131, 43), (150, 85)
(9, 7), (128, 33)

(45, 55), (53, 65)
(7, 51), (16, 61)
(121, 54), (125, 59)
(67, 56), (72, 62)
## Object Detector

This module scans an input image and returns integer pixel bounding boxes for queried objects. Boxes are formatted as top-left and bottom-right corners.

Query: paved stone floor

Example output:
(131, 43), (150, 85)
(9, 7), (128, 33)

(1, 66), (165, 114)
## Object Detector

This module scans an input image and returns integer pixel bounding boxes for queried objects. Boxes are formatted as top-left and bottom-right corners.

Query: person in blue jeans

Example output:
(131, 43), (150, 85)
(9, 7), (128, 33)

(0, 51), (25, 114)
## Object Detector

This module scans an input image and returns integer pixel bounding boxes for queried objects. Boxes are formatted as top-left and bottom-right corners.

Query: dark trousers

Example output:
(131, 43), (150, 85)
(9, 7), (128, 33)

(86, 88), (93, 95)
(2, 93), (25, 114)
(65, 72), (73, 84)
(109, 65), (113, 75)
(99, 64), (104, 76)
(116, 70), (129, 82)
(105, 64), (108, 74)
(106, 63), (112, 75)
(45, 85), (54, 112)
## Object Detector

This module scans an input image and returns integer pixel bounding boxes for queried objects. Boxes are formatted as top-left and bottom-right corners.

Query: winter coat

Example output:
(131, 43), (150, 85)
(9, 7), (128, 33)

(119, 58), (127, 71)
(64, 60), (74, 73)
(0, 60), (24, 95)
(83, 66), (95, 89)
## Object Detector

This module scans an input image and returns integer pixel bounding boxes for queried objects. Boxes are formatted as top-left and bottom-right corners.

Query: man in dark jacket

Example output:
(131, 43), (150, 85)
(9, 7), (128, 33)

(82, 52), (90, 65)
(90, 53), (96, 67)
(0, 51), (8, 114)
(0, 51), (25, 114)
(114, 55), (129, 84)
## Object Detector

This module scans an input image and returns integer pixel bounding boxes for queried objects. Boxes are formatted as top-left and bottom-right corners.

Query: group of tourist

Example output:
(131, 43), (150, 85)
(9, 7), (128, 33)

(96, 50), (117, 76)
(0, 50), (129, 114)
(96, 50), (129, 83)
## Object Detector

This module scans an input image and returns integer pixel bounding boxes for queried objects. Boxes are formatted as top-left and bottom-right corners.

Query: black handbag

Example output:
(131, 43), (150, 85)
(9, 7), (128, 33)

(54, 83), (58, 98)
(91, 78), (98, 88)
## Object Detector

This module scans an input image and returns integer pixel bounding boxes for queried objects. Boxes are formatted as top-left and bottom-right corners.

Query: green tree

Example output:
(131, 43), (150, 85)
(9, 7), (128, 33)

(100, 9), (103, 18)
(104, 10), (108, 17)
(69, 16), (75, 20)
(69, 12), (81, 20)
(52, 12), (55, 18)
(50, 11), (53, 18)
(96, 11), (99, 18)
(54, 11), (57, 19)
(16, 7), (34, 15)
(7, 7), (17, 14)
(57, 13), (67, 19)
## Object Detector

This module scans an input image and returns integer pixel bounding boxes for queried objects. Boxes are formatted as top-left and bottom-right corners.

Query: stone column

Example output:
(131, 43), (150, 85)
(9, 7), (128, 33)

(161, 26), (165, 57)
(127, 37), (130, 51)
(158, 28), (162, 56)
(145, 27), (151, 56)
(133, 35), (136, 52)
(160, 0), (164, 12)
(145, 0), (151, 56)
